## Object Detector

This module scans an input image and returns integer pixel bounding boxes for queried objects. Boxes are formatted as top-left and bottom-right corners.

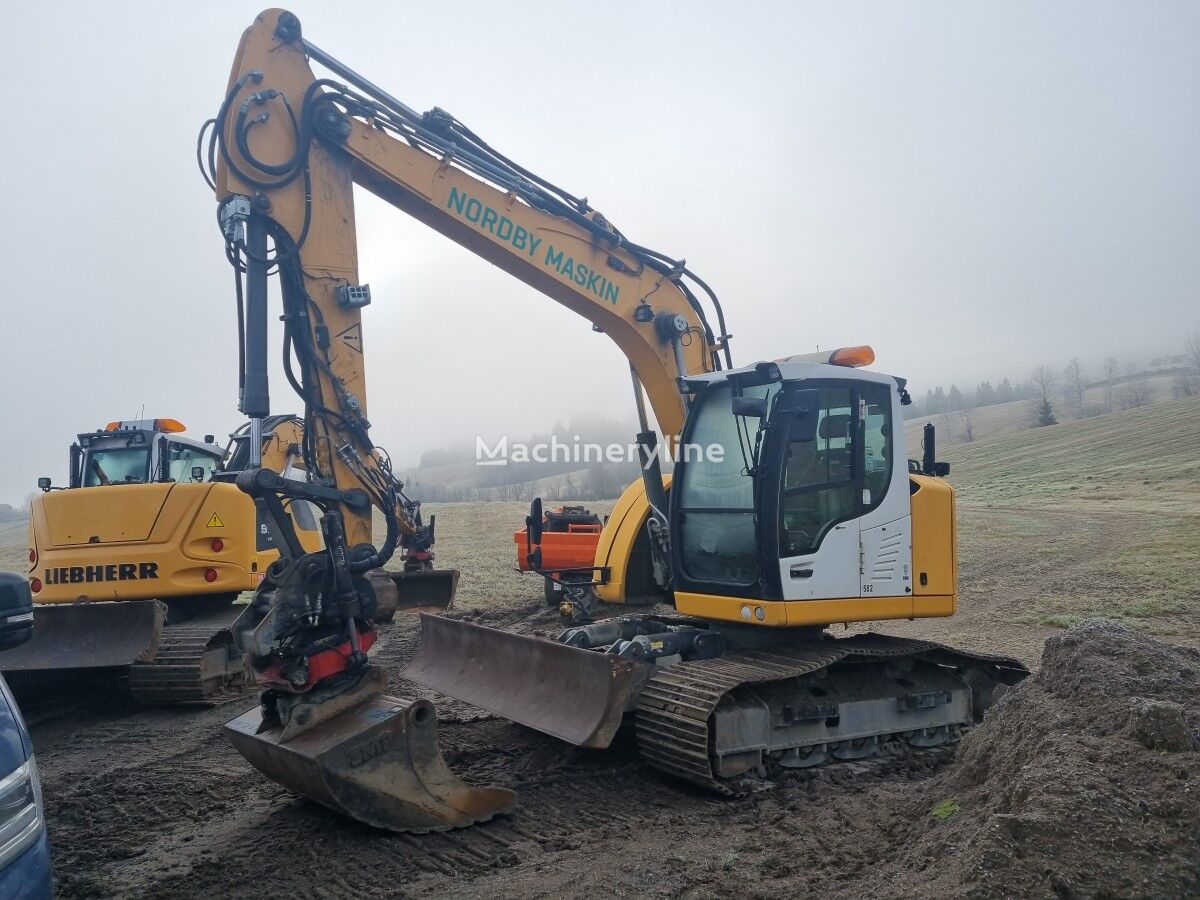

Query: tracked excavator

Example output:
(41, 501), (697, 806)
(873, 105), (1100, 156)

(204, 9), (1028, 832)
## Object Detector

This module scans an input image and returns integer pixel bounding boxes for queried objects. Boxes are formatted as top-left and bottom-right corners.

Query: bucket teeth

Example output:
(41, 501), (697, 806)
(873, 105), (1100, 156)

(225, 692), (515, 833)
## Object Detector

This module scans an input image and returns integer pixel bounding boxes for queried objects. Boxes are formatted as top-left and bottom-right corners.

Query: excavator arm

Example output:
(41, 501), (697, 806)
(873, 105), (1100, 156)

(210, 8), (727, 539)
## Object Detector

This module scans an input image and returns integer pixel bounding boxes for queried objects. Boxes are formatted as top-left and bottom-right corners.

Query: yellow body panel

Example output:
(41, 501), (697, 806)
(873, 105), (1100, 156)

(28, 482), (320, 604)
(593, 475), (672, 605)
(674, 591), (956, 628)
(910, 474), (957, 600)
(42, 482), (174, 545)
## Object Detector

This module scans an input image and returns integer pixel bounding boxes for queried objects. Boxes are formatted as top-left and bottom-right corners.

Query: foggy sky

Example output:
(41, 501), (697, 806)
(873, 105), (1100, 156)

(1, 1), (1197, 504)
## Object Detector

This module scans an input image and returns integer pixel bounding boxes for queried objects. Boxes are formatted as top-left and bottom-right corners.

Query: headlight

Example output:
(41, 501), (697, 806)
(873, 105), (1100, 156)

(0, 756), (44, 869)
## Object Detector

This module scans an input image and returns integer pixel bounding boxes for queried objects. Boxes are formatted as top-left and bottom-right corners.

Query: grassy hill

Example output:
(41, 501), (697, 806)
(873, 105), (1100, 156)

(905, 372), (1184, 451)
(942, 396), (1200, 515)
(939, 395), (1200, 635)
(0, 517), (27, 572)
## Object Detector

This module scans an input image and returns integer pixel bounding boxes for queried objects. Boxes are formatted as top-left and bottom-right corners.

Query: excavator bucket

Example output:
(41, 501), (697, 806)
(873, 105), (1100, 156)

(225, 691), (515, 832)
(0, 600), (165, 673)
(394, 569), (460, 610)
(404, 614), (651, 749)
(370, 569), (459, 623)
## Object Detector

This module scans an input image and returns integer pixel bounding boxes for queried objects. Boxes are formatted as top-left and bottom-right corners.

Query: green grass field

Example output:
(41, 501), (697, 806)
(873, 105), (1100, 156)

(941, 396), (1200, 634)
(0, 518), (28, 573)
(941, 395), (1200, 514)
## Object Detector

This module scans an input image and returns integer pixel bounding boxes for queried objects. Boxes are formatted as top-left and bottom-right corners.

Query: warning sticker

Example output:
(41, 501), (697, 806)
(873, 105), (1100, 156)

(337, 323), (363, 353)
(206, 513), (225, 528)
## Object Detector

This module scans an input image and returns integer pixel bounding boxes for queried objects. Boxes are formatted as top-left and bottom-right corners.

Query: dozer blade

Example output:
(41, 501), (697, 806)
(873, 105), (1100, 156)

(225, 693), (515, 833)
(0, 600), (165, 672)
(404, 614), (651, 749)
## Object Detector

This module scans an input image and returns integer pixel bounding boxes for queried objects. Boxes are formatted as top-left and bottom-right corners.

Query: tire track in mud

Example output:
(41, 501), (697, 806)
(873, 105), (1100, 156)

(101, 713), (955, 899)
(128, 752), (723, 900)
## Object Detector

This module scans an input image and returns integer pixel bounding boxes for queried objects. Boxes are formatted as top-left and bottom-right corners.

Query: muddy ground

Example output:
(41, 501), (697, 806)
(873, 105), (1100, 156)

(17, 501), (1200, 898)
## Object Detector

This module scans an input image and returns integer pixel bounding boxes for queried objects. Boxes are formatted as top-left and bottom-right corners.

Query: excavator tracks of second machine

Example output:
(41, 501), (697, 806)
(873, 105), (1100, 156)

(128, 616), (247, 705)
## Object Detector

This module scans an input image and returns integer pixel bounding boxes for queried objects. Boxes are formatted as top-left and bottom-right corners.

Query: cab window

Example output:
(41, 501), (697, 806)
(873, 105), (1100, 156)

(860, 383), (893, 507)
(675, 381), (779, 586)
(83, 447), (151, 486)
(779, 387), (857, 557)
(167, 444), (220, 483)
(777, 382), (893, 557)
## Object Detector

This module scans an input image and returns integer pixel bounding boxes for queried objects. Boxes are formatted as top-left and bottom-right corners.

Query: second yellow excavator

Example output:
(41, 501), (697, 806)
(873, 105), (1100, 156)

(6, 415), (324, 703)
(202, 9), (1028, 832)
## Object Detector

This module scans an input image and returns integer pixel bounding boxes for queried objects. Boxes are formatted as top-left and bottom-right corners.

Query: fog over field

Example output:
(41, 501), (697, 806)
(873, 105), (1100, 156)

(1, 1), (1197, 504)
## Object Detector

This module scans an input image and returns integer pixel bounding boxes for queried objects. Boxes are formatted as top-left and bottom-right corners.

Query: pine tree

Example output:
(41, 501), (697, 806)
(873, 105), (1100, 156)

(1035, 398), (1058, 426)
(947, 384), (963, 410)
(975, 381), (996, 406)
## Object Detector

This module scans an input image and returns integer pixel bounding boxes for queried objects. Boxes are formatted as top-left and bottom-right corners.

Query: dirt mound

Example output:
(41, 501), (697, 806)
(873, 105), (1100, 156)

(835, 619), (1200, 899)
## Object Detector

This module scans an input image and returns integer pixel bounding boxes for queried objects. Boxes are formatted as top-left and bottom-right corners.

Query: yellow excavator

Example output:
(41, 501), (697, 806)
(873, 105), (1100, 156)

(5, 415), (328, 703)
(204, 9), (1028, 832)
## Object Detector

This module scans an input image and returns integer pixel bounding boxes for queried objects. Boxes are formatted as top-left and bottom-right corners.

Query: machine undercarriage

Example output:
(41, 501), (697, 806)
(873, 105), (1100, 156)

(407, 613), (1029, 794)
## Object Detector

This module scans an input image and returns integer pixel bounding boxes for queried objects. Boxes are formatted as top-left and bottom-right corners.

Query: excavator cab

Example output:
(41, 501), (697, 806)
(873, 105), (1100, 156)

(406, 354), (1023, 790)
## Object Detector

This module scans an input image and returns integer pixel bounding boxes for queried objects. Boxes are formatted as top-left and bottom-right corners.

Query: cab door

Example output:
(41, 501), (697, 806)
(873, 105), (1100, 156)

(773, 385), (862, 600)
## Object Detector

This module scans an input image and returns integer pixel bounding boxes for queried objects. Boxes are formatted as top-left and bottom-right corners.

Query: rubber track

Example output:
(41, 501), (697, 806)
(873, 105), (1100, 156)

(634, 633), (1023, 794)
(127, 617), (246, 705)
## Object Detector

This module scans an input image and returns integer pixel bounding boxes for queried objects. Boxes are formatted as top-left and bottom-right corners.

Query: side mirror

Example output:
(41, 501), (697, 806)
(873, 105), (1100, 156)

(0, 572), (34, 651)
(36, 477), (51, 492)
(204, 434), (215, 444)
(784, 389), (821, 442)
(191, 466), (205, 482)
(731, 396), (769, 418)
(921, 423), (950, 477)
(526, 497), (544, 546)
(791, 409), (819, 442)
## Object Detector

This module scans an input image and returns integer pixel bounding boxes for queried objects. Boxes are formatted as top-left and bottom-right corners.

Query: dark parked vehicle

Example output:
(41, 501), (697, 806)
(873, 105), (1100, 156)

(0, 573), (51, 898)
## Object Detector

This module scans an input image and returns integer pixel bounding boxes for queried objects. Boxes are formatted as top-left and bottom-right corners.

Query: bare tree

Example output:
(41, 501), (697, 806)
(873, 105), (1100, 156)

(957, 408), (976, 443)
(1030, 365), (1058, 426)
(1176, 329), (1200, 398)
(1102, 357), (1120, 413)
(1062, 357), (1086, 417)
(1032, 365), (1057, 400)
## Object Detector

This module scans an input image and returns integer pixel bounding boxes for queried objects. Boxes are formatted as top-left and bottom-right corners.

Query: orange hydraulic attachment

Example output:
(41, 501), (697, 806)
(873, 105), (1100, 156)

(515, 506), (602, 576)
